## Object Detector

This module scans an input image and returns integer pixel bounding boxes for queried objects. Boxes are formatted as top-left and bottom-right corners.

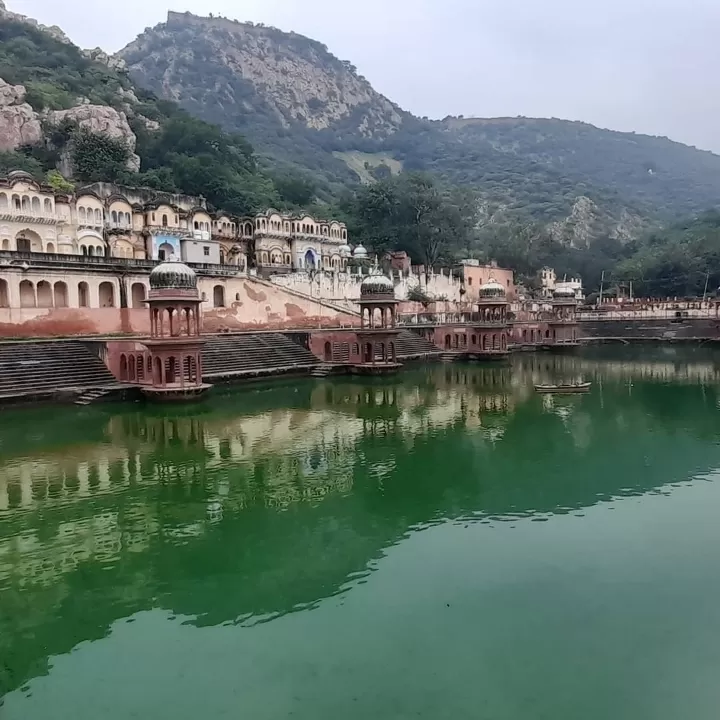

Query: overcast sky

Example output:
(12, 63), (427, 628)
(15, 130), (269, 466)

(10, 0), (720, 153)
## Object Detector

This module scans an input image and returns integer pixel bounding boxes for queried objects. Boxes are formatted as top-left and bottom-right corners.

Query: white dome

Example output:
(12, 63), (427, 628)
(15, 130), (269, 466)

(361, 273), (393, 289)
(353, 244), (368, 259)
(360, 272), (395, 298)
(339, 243), (352, 257)
(553, 284), (576, 298)
(479, 277), (506, 294)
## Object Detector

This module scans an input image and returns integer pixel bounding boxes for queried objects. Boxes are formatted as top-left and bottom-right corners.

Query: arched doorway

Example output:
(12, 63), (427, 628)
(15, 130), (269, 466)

(445, 334), (451, 349)
(98, 282), (115, 307)
(119, 355), (128, 380)
(19, 280), (35, 307)
(78, 282), (89, 307)
(37, 281), (53, 308)
(16, 229), (42, 252)
(158, 242), (174, 261)
(304, 249), (317, 270)
(53, 281), (68, 307)
(324, 341), (332, 361)
(131, 283), (146, 309)
(0, 278), (8, 307)
(213, 285), (225, 308)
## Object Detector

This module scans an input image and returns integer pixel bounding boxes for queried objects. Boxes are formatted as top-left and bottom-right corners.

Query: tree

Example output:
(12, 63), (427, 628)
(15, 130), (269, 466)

(348, 173), (477, 272)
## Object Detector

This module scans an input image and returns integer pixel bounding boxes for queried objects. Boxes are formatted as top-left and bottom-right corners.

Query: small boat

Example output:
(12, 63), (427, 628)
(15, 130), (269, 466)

(534, 382), (591, 394)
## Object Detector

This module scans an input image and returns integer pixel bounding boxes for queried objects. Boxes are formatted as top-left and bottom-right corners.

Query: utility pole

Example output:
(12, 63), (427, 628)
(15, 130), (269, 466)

(598, 270), (605, 307)
(629, 280), (633, 302)
(702, 272), (710, 303)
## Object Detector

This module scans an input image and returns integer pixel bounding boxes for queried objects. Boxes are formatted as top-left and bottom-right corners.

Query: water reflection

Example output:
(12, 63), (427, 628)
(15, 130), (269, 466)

(2, 348), (720, 697)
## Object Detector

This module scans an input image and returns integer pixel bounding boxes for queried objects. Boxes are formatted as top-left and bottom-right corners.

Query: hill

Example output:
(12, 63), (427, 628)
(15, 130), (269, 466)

(117, 11), (720, 244)
(0, 9), (281, 213)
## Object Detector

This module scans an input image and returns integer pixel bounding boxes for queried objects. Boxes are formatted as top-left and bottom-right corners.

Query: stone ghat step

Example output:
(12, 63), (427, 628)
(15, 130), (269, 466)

(202, 334), (319, 373)
(0, 341), (116, 394)
(0, 373), (117, 394)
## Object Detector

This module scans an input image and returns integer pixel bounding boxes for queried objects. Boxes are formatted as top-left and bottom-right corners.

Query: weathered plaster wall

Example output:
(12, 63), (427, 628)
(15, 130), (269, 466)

(308, 330), (360, 362)
(200, 278), (359, 332)
(0, 307), (149, 338)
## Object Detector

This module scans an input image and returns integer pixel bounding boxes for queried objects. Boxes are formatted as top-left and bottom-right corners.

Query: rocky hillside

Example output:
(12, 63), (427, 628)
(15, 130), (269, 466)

(119, 11), (405, 196)
(0, 10), (281, 213)
(117, 11), (720, 245)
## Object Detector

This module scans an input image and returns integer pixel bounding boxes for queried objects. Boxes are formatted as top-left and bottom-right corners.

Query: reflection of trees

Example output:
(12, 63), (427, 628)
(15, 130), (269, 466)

(4, 357), (720, 696)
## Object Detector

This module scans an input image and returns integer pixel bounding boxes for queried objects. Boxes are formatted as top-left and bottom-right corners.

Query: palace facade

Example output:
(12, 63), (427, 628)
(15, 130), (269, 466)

(0, 171), (349, 272)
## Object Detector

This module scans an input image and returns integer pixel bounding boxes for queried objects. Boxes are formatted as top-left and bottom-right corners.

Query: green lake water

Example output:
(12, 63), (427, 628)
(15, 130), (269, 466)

(3, 347), (720, 719)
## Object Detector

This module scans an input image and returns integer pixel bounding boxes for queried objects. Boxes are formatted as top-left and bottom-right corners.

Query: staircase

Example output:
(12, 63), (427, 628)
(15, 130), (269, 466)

(311, 364), (334, 378)
(440, 352), (459, 363)
(0, 341), (118, 400)
(74, 388), (112, 406)
(202, 333), (320, 379)
(394, 331), (443, 360)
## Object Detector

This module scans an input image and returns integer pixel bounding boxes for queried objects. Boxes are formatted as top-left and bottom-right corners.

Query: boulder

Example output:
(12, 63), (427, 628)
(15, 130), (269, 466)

(0, 78), (43, 151)
(48, 104), (141, 171)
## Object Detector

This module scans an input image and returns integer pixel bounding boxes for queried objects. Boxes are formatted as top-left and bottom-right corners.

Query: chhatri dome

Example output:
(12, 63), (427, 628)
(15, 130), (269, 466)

(339, 243), (352, 258)
(360, 271), (395, 299)
(478, 277), (506, 298)
(150, 259), (198, 291)
(553, 284), (576, 298)
(353, 244), (368, 259)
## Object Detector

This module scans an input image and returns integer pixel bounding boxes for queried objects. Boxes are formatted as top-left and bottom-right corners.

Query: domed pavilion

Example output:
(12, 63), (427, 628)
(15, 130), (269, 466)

(141, 260), (212, 401)
(547, 284), (579, 349)
(353, 271), (402, 375)
(471, 277), (510, 359)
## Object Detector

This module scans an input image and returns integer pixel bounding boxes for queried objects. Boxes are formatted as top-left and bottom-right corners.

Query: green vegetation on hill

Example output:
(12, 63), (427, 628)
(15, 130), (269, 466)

(0, 18), (286, 213)
(3, 11), (720, 297)
(117, 13), (720, 243)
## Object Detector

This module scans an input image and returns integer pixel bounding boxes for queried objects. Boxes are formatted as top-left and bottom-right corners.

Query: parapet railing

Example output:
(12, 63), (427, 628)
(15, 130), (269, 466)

(397, 312), (508, 326)
(0, 251), (246, 277)
(577, 309), (719, 321)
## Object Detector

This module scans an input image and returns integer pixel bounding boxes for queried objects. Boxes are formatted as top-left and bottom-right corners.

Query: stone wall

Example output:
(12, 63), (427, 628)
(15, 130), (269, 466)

(0, 276), (358, 338)
(579, 318), (720, 341)
(270, 267), (464, 305)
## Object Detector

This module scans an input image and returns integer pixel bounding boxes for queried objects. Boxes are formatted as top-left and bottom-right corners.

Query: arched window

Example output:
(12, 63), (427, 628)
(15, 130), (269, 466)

(111, 210), (118, 223)
(99, 281), (115, 307)
(119, 354), (128, 381)
(31, 197), (40, 213)
(19, 280), (35, 307)
(0, 278), (8, 307)
(52, 281), (68, 308)
(0, 193), (7, 211)
(94, 208), (102, 224)
(162, 214), (168, 227)
(87, 246), (94, 256)
(213, 285), (225, 308)
(46, 242), (55, 254)
(21, 196), (30, 212)
(131, 282), (146, 309)
(44, 198), (52, 214)
(79, 207), (86, 222)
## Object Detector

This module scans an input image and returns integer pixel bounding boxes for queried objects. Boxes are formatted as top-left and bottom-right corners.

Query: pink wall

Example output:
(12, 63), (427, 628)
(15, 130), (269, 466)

(0, 308), (150, 338)
(0, 279), (359, 338)
(202, 279), (359, 332)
